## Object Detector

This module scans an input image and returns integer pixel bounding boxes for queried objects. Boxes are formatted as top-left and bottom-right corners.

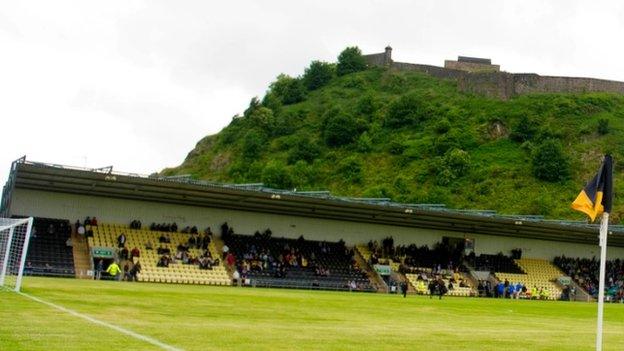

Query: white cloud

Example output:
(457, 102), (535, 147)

(1, 0), (623, 187)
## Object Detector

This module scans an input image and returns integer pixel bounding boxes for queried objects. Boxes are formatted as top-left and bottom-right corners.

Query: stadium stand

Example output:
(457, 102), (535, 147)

(404, 270), (474, 297)
(223, 232), (375, 291)
(357, 239), (476, 296)
(494, 258), (564, 300)
(474, 253), (524, 273)
(23, 217), (75, 277)
(87, 222), (230, 285)
(554, 256), (624, 302)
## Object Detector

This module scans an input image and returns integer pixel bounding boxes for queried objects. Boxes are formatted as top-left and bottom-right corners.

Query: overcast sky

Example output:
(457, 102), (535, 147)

(1, 1), (623, 186)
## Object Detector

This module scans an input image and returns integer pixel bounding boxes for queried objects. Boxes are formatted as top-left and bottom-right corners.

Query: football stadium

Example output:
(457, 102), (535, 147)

(2, 158), (624, 351)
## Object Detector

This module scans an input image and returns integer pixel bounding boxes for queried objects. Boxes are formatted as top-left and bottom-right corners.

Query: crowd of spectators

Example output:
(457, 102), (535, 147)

(129, 220), (142, 229)
(554, 256), (624, 302)
(74, 216), (96, 237)
(149, 222), (178, 232)
(367, 238), (465, 274)
(225, 228), (369, 290)
(153, 225), (218, 272)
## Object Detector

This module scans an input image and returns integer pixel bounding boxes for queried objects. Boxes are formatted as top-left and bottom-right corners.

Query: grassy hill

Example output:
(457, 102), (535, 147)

(163, 50), (624, 221)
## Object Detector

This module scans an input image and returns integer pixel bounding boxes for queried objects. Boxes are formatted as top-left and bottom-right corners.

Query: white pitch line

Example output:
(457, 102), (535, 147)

(17, 292), (184, 351)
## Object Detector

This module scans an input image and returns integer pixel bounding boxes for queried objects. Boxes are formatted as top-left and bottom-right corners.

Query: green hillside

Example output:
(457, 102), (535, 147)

(163, 47), (624, 221)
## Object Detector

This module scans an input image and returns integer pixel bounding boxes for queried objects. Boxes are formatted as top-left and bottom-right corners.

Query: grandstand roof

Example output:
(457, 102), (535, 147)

(6, 159), (624, 247)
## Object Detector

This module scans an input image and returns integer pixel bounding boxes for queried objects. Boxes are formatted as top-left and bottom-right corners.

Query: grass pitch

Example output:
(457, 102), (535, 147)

(2, 277), (624, 350)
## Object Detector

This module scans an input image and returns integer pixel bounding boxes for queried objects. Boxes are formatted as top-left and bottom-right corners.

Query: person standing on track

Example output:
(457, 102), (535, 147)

(106, 261), (122, 281)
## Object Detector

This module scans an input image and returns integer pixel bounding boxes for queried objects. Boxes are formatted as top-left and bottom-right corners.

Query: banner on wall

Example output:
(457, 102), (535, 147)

(374, 264), (392, 276)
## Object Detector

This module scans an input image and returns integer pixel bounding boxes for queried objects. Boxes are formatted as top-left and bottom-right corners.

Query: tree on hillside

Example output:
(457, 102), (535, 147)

(303, 61), (335, 90)
(323, 109), (363, 147)
(531, 139), (570, 182)
(288, 138), (321, 164)
(336, 47), (367, 76)
(241, 129), (267, 160)
(268, 74), (306, 105)
(385, 93), (428, 128)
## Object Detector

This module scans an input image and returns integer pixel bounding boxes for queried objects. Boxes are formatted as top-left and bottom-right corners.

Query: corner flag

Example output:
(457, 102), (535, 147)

(571, 154), (613, 351)
(571, 154), (613, 221)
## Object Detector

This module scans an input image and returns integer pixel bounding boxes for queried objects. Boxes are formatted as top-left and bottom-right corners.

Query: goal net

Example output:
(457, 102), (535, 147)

(0, 217), (33, 292)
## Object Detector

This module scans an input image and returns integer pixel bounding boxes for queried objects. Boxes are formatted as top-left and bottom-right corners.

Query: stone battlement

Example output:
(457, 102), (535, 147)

(364, 47), (624, 99)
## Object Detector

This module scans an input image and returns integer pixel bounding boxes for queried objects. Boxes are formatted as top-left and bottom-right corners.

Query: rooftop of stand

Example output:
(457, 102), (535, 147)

(4, 157), (623, 247)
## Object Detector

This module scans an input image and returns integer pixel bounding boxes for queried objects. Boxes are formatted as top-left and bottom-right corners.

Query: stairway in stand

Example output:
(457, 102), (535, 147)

(212, 235), (233, 280)
(71, 231), (92, 279)
(353, 246), (387, 293)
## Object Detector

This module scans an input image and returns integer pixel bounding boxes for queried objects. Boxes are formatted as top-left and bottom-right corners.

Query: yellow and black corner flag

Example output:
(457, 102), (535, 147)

(571, 155), (613, 222)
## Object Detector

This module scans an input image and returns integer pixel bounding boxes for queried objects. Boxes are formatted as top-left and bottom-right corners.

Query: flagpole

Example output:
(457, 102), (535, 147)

(596, 211), (609, 351)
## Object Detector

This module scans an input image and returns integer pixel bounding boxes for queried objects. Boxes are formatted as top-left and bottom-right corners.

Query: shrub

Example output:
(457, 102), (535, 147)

(261, 162), (294, 189)
(598, 118), (610, 135)
(337, 156), (363, 183)
(323, 109), (363, 147)
(434, 118), (451, 134)
(433, 148), (471, 185)
(336, 47), (367, 76)
(531, 139), (570, 182)
(268, 74), (306, 105)
(385, 94), (428, 128)
(303, 61), (334, 90)
(510, 115), (538, 142)
(356, 132), (373, 152)
(388, 139), (407, 155)
(288, 138), (321, 164)
(355, 93), (379, 117)
(241, 129), (266, 160)
(444, 148), (470, 177)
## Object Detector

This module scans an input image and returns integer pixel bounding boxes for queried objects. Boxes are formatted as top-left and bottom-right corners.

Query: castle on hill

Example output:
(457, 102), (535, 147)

(363, 46), (624, 99)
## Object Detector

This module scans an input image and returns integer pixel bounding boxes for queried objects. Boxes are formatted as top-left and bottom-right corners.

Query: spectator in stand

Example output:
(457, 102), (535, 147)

(232, 270), (241, 286)
(226, 252), (236, 268)
(91, 217), (98, 226)
(126, 261), (141, 281)
(119, 246), (129, 261)
(106, 261), (122, 281)
(117, 233), (126, 248)
(191, 226), (198, 234)
(222, 244), (229, 259)
(130, 246), (140, 259)
(157, 255), (170, 267)
(171, 222), (178, 232)
(221, 222), (229, 237)
(85, 217), (91, 226)
(75, 220), (81, 232)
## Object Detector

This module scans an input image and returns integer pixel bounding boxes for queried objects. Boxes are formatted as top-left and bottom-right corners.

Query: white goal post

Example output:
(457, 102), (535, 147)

(0, 217), (33, 292)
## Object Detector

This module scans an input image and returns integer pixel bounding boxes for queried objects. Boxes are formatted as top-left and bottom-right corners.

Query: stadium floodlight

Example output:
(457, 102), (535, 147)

(0, 217), (33, 292)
